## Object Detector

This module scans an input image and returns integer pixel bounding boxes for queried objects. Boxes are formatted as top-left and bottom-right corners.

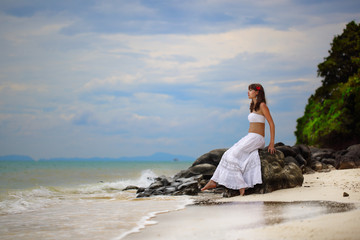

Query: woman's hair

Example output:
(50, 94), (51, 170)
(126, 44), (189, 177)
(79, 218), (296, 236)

(249, 83), (266, 112)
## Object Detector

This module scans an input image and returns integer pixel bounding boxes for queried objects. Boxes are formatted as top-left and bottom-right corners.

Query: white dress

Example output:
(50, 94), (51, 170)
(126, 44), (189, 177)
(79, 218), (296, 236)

(211, 113), (265, 189)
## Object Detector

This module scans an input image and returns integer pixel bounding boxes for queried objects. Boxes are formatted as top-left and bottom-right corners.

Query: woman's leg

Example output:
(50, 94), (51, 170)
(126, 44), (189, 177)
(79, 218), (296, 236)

(239, 188), (245, 196)
(201, 180), (217, 191)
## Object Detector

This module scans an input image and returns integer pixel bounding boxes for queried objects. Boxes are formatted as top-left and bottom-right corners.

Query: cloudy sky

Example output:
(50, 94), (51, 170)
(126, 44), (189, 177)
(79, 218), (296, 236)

(0, 0), (359, 159)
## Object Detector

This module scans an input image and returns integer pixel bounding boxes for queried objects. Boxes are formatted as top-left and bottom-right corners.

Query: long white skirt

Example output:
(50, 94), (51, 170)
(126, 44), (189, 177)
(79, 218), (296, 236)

(211, 133), (265, 190)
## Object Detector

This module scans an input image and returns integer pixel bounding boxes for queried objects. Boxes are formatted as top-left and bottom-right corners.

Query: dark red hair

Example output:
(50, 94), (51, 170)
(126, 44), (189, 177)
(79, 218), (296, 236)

(248, 83), (266, 112)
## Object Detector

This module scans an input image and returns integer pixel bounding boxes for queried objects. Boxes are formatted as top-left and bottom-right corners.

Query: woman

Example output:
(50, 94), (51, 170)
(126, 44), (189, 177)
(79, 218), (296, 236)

(201, 83), (275, 196)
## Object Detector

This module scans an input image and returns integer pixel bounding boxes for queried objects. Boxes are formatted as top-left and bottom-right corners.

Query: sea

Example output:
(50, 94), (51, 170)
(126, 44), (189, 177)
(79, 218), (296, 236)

(0, 160), (194, 240)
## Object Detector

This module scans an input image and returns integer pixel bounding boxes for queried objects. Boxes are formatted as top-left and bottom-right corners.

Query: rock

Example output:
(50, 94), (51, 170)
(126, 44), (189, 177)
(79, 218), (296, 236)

(164, 187), (176, 194)
(292, 144), (312, 166)
(312, 161), (323, 171)
(321, 158), (337, 167)
(312, 150), (335, 161)
(247, 149), (304, 194)
(304, 166), (316, 174)
(347, 144), (360, 154)
(122, 185), (139, 191)
(338, 160), (357, 169)
(136, 187), (145, 193)
(223, 188), (240, 198)
(178, 180), (198, 190)
(155, 175), (172, 186)
(295, 154), (307, 167)
(284, 156), (300, 166)
(174, 164), (216, 179)
(189, 164), (216, 177)
(276, 145), (297, 158)
(149, 181), (164, 189)
(137, 145), (304, 198)
(274, 142), (285, 147)
(335, 144), (360, 169)
(191, 149), (227, 167)
(343, 192), (350, 197)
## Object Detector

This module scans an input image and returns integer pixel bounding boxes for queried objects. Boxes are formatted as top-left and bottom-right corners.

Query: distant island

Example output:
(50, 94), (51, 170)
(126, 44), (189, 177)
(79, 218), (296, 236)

(0, 152), (195, 162)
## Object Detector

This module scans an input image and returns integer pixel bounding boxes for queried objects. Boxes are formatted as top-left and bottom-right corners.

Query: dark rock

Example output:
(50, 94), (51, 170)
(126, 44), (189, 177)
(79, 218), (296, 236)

(178, 180), (198, 190)
(274, 142), (285, 147)
(312, 161), (323, 171)
(295, 154), (307, 167)
(174, 164), (216, 179)
(173, 169), (188, 179)
(284, 156), (300, 166)
(136, 187), (145, 193)
(247, 149), (304, 194)
(321, 158), (337, 167)
(312, 150), (335, 161)
(149, 181), (164, 189)
(223, 188), (240, 198)
(343, 192), (350, 197)
(155, 175), (172, 186)
(137, 188), (155, 198)
(189, 164), (216, 177)
(164, 187), (176, 194)
(304, 166), (316, 174)
(170, 181), (182, 188)
(153, 187), (166, 195)
(347, 144), (360, 154)
(335, 144), (360, 169)
(191, 149), (227, 167)
(182, 187), (200, 196)
(137, 146), (304, 198)
(276, 145), (297, 158)
(293, 144), (312, 166)
(122, 185), (139, 191)
(338, 160), (357, 169)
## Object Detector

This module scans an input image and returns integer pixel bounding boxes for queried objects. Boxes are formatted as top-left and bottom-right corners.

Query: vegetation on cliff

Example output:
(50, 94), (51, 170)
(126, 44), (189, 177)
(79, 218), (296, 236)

(295, 21), (360, 149)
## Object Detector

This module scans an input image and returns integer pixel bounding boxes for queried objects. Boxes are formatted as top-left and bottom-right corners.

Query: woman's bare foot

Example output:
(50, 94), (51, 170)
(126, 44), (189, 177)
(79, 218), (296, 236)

(239, 188), (245, 196)
(201, 180), (217, 191)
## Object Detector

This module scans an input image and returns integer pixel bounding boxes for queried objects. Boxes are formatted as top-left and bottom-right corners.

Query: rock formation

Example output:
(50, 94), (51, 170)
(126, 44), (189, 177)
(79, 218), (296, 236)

(130, 143), (360, 198)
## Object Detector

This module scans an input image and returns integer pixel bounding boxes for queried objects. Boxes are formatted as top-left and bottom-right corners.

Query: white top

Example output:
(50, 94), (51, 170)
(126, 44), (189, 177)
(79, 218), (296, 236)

(248, 112), (265, 123)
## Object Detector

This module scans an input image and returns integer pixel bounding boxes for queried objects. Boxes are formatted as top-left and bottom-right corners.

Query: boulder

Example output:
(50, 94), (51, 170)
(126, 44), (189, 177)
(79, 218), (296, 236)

(191, 149), (227, 167)
(122, 185), (139, 191)
(292, 144), (312, 166)
(321, 158), (337, 167)
(275, 145), (297, 158)
(134, 145), (304, 198)
(131, 143), (360, 198)
(174, 164), (216, 179)
(248, 149), (303, 194)
(335, 144), (360, 169)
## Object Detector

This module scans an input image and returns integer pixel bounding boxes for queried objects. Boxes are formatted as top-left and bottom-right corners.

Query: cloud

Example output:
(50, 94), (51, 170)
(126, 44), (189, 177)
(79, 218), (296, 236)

(0, 1), (359, 158)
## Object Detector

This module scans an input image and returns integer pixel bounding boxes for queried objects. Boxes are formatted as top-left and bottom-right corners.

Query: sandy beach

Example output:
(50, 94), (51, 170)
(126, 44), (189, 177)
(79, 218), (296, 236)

(124, 168), (360, 240)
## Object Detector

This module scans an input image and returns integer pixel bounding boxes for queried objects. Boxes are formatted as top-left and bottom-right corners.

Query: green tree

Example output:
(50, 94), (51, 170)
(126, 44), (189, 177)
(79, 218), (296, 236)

(295, 21), (360, 149)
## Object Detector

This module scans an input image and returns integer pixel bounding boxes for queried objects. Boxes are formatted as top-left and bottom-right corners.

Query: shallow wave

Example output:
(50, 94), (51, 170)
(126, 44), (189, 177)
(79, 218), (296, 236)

(0, 186), (60, 215)
(112, 196), (194, 240)
(0, 169), (160, 215)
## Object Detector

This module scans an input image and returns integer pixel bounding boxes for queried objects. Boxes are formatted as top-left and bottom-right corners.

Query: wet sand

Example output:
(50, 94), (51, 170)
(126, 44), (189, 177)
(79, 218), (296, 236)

(124, 168), (360, 240)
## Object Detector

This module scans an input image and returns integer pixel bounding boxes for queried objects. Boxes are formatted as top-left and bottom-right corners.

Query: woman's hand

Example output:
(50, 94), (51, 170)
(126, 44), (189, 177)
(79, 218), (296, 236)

(268, 143), (276, 154)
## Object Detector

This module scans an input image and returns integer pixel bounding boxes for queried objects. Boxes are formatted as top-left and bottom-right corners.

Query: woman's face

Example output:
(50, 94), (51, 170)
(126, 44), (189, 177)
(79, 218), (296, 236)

(248, 89), (258, 99)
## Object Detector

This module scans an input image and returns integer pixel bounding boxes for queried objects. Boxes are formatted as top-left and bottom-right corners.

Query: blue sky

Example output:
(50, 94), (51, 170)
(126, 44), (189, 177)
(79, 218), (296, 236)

(0, 0), (359, 159)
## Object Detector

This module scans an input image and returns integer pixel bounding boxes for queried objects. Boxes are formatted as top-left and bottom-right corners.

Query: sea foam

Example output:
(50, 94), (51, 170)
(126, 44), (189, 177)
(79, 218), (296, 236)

(0, 169), (159, 215)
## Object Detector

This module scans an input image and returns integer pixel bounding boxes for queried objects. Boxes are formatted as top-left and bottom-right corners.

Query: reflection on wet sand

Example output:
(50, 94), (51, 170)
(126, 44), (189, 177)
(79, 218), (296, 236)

(123, 200), (358, 240)
(193, 200), (357, 229)
(260, 201), (356, 226)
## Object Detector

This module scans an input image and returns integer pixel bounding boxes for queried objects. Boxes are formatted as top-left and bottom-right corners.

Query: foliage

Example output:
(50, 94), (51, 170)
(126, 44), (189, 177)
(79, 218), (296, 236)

(295, 21), (360, 149)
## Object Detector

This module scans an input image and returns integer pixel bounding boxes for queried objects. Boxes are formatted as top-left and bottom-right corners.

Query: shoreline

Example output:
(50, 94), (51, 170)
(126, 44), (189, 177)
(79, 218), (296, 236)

(123, 168), (360, 240)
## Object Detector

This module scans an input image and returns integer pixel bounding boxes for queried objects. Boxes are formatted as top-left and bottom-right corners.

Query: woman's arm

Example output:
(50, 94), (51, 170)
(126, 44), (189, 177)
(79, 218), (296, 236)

(260, 102), (276, 154)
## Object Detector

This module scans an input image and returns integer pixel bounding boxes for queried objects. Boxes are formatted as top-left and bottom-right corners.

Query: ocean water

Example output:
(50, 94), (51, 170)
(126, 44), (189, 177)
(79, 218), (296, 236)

(0, 160), (193, 240)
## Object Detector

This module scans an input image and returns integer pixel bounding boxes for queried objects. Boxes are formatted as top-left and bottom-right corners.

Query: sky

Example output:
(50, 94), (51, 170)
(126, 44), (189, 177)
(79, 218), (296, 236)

(0, 0), (359, 160)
